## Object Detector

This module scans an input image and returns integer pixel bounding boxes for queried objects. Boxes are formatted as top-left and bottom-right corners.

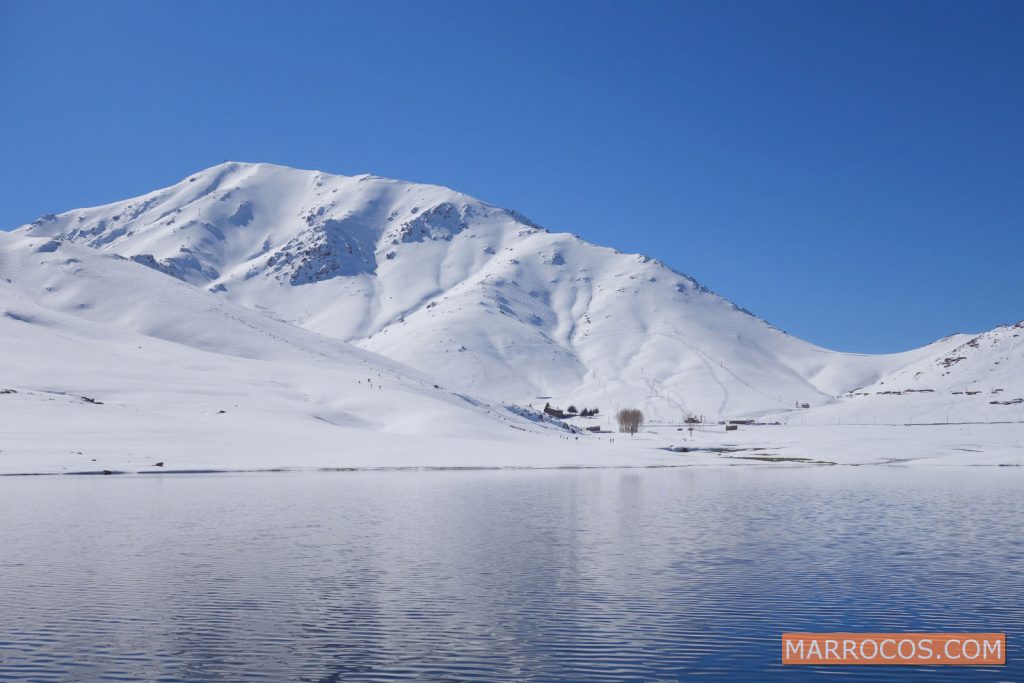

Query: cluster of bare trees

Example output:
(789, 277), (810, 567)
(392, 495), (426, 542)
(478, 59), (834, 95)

(615, 408), (644, 435)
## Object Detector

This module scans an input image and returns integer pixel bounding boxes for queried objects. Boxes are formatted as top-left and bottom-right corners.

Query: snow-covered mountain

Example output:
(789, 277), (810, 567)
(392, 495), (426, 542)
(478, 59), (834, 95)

(13, 162), (993, 420)
(862, 321), (1023, 395)
(0, 229), (586, 471)
(794, 320), (1024, 425)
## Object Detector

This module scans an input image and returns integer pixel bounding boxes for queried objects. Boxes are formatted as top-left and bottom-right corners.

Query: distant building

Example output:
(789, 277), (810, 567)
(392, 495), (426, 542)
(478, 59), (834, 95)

(543, 403), (567, 419)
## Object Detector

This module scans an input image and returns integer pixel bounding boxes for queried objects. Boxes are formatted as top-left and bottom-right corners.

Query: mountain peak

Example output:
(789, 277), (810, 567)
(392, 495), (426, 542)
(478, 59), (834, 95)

(15, 162), (945, 418)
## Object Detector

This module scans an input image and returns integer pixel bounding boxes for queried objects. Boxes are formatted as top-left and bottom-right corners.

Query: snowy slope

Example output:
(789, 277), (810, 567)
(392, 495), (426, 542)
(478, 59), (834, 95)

(786, 321), (1024, 425)
(14, 162), (982, 420)
(0, 230), (596, 472)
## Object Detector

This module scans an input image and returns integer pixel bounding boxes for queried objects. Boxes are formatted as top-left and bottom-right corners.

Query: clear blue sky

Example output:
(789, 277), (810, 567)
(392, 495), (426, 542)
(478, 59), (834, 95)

(1, 1), (1021, 353)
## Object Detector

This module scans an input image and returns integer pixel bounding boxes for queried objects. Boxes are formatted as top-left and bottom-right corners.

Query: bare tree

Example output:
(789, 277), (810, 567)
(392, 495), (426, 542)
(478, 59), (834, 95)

(616, 408), (644, 435)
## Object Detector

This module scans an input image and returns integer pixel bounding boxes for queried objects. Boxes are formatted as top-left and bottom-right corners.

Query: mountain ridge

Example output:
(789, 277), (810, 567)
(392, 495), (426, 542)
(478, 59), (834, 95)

(15, 161), (990, 420)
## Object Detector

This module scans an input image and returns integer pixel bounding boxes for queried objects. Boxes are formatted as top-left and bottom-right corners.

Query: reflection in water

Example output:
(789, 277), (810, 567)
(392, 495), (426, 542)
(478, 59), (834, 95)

(0, 467), (1021, 681)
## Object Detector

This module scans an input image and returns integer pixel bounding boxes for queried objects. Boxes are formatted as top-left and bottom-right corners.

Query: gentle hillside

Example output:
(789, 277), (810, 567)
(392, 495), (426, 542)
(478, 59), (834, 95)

(787, 321), (1024, 425)
(0, 230), (579, 472)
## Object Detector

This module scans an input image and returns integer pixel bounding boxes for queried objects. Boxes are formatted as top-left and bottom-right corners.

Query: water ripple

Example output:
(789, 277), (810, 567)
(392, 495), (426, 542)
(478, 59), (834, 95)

(0, 468), (1021, 681)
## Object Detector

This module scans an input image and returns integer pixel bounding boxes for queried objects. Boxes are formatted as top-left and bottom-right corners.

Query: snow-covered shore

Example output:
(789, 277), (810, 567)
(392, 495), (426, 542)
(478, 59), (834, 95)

(2, 421), (1020, 475)
(658, 421), (1024, 467)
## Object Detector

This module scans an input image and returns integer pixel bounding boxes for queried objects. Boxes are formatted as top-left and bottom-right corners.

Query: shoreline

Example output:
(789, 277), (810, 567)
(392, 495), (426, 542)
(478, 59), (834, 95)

(2, 422), (1021, 476)
(2, 460), (1022, 478)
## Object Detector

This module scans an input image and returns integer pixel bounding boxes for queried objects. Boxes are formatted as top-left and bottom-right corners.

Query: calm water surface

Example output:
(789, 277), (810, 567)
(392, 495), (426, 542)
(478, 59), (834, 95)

(0, 467), (1021, 681)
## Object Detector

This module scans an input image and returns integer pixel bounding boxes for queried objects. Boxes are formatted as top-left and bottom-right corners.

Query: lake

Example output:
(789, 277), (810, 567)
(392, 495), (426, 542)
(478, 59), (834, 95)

(0, 466), (1020, 681)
